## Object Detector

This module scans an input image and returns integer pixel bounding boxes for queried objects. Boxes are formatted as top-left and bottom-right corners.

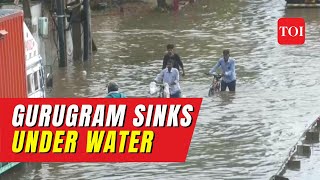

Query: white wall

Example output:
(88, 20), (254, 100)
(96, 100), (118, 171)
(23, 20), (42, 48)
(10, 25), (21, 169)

(30, 3), (45, 64)
(30, 3), (73, 66)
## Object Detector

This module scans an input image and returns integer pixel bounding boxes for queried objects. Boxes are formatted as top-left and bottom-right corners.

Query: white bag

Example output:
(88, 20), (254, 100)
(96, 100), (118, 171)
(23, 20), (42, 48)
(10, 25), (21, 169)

(163, 83), (170, 98)
(149, 82), (159, 95)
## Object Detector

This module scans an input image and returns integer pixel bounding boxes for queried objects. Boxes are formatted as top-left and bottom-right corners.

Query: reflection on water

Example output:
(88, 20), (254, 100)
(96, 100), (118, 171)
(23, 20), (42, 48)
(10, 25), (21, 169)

(3, 0), (320, 179)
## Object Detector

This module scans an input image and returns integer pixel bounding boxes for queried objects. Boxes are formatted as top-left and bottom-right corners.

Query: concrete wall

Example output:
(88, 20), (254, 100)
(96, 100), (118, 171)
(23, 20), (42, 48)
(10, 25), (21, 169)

(30, 3), (47, 65)
(30, 3), (73, 67)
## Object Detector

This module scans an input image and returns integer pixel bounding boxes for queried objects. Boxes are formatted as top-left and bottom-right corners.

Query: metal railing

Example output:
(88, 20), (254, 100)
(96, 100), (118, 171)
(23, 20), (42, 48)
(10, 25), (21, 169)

(271, 116), (320, 179)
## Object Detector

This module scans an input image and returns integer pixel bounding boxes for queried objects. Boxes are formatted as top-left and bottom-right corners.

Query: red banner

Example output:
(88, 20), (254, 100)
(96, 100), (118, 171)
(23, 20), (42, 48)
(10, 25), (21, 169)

(0, 98), (202, 162)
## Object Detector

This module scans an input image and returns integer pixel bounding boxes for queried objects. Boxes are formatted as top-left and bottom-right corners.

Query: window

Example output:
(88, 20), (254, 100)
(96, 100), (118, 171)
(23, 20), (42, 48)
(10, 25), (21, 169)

(34, 71), (39, 91)
(27, 74), (32, 94)
(39, 69), (44, 88)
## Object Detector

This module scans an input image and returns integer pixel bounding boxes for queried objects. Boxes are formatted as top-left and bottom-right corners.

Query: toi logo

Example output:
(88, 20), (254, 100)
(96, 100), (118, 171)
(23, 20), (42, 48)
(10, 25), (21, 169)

(278, 18), (305, 45)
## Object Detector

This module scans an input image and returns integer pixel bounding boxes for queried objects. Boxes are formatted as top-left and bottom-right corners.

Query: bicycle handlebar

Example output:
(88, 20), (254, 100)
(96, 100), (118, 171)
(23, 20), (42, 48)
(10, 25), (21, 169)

(213, 74), (222, 79)
(152, 82), (167, 87)
(205, 73), (222, 79)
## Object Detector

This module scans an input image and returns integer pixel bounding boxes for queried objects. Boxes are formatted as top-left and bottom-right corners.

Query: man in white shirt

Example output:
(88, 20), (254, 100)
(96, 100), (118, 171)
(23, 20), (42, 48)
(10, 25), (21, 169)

(154, 59), (181, 98)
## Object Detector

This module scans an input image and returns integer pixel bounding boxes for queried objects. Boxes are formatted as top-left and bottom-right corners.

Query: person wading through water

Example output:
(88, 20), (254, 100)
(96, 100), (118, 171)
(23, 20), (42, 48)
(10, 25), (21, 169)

(208, 49), (236, 92)
(162, 44), (185, 76)
(155, 59), (182, 98)
(105, 81), (126, 98)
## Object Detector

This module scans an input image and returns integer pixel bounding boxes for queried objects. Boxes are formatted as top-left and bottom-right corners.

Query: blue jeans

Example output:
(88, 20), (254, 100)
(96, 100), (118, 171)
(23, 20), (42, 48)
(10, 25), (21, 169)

(170, 91), (181, 98)
(221, 80), (236, 91)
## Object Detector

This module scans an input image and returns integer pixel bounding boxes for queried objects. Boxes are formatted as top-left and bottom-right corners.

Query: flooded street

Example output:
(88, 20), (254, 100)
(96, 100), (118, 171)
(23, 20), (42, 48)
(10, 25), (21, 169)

(3, 0), (320, 179)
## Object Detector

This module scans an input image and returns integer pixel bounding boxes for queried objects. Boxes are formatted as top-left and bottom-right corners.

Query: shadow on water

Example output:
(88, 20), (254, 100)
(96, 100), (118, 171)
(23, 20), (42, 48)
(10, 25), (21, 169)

(217, 91), (236, 104)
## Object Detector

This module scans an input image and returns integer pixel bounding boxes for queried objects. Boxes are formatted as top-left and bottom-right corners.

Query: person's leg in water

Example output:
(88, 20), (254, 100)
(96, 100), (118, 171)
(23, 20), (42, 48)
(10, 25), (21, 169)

(220, 80), (227, 91)
(227, 80), (236, 91)
(170, 91), (181, 98)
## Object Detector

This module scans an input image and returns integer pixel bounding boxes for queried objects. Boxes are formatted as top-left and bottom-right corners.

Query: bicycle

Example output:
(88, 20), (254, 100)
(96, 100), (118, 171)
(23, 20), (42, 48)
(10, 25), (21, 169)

(206, 73), (222, 97)
(149, 82), (170, 98)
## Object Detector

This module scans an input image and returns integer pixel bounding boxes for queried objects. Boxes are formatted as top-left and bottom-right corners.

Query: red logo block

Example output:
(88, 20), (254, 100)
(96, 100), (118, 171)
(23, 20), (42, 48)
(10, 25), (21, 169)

(278, 18), (305, 45)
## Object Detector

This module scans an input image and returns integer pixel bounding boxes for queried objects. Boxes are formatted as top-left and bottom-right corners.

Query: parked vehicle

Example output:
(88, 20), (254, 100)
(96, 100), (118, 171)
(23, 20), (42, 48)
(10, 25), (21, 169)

(0, 9), (52, 175)
(23, 20), (52, 98)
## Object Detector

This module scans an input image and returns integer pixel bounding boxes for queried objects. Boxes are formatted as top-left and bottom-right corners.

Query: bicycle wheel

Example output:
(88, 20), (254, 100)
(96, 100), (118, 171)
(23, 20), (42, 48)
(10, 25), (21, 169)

(160, 90), (164, 98)
(208, 87), (214, 97)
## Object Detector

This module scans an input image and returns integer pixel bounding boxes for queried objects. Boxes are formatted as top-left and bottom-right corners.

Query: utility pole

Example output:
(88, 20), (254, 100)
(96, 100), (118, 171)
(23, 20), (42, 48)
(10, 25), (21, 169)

(22, 0), (32, 32)
(83, 0), (92, 61)
(71, 0), (82, 61)
(56, 0), (67, 67)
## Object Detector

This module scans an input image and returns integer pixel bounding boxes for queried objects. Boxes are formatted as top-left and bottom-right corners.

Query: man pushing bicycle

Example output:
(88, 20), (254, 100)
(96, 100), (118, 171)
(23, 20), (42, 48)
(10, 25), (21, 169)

(154, 59), (182, 98)
(208, 49), (237, 91)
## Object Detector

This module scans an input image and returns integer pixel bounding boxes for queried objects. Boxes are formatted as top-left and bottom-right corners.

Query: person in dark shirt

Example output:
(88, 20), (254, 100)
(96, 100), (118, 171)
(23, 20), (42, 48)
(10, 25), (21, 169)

(162, 44), (185, 76)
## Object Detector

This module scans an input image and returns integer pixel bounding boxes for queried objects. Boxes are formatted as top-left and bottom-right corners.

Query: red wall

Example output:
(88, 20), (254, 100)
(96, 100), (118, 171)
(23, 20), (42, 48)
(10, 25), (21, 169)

(0, 10), (27, 98)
